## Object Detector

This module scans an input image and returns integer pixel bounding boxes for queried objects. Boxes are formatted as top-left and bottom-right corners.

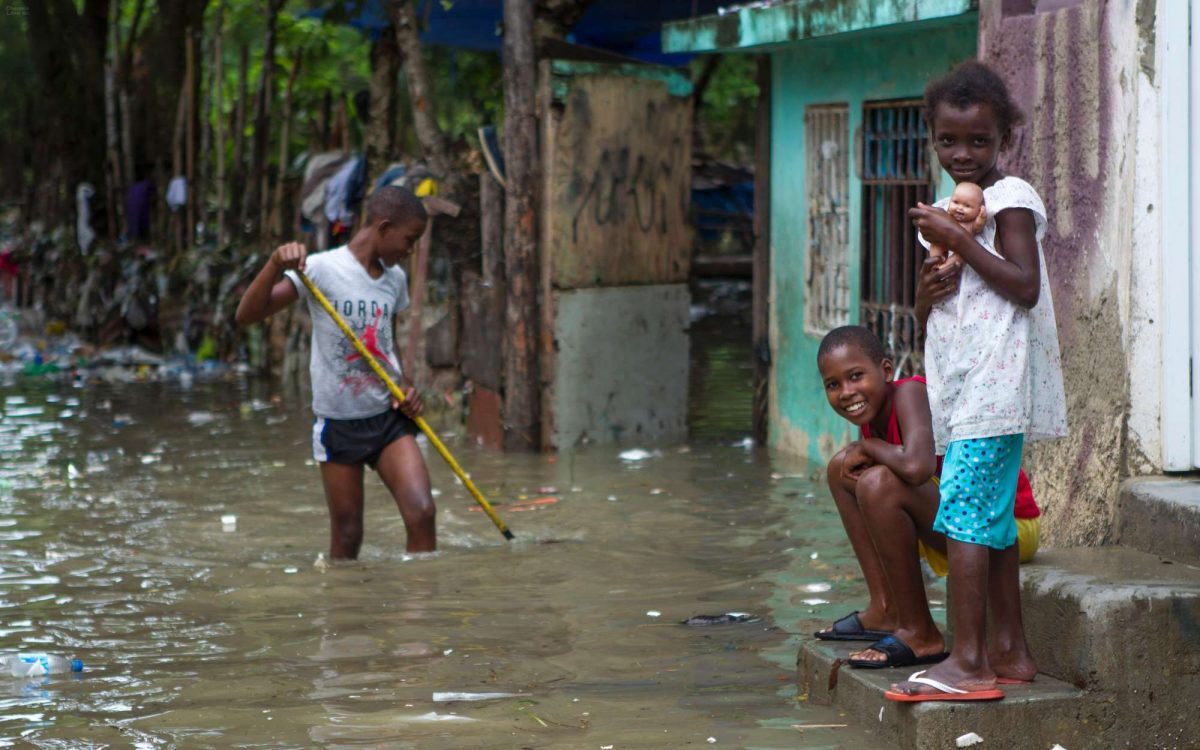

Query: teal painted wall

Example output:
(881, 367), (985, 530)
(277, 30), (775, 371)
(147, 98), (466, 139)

(769, 17), (976, 462)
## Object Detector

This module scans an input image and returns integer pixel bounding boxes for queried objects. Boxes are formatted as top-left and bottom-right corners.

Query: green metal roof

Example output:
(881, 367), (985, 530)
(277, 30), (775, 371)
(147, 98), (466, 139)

(662, 0), (976, 53)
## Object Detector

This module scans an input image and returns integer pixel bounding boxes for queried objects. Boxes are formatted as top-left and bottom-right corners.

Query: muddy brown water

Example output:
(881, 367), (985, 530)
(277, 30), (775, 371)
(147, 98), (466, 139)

(0, 377), (892, 748)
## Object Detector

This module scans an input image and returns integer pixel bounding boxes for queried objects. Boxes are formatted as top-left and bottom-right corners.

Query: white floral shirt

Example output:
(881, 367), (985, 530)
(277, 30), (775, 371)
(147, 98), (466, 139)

(919, 176), (1067, 453)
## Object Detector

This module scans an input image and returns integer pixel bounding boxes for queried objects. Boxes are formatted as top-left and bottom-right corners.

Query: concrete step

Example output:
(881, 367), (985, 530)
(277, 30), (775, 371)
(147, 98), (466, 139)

(1116, 477), (1200, 565)
(1019, 546), (1200, 748)
(798, 639), (1094, 749)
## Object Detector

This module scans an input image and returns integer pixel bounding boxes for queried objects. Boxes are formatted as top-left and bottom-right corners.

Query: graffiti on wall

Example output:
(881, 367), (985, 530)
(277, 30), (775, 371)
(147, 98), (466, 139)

(547, 74), (692, 289)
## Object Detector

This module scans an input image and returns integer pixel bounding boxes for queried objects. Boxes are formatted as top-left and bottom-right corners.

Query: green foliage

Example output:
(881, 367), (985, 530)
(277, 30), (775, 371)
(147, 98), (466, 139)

(691, 54), (759, 163)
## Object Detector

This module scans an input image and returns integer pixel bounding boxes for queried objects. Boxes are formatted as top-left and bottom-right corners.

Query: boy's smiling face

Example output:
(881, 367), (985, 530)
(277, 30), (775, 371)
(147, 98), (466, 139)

(818, 345), (894, 427)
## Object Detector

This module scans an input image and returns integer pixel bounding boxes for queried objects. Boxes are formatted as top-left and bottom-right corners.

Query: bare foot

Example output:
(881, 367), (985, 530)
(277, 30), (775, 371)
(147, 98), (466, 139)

(988, 644), (1037, 682)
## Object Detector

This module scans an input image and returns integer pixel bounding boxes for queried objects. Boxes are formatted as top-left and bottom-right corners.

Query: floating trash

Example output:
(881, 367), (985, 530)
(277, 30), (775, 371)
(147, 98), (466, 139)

(956, 733), (984, 748)
(619, 449), (656, 462)
(681, 612), (761, 626)
(221, 514), (237, 532)
(408, 712), (476, 723)
(432, 691), (527, 702)
(802, 582), (832, 593)
(646, 610), (662, 618)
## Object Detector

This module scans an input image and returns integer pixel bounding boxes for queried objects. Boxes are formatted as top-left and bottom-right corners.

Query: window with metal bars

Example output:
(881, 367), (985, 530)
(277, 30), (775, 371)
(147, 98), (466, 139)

(860, 100), (935, 377)
(804, 103), (850, 334)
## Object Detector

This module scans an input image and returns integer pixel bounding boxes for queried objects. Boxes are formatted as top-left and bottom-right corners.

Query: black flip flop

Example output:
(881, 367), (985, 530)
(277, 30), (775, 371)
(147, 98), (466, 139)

(848, 635), (949, 669)
(813, 611), (893, 642)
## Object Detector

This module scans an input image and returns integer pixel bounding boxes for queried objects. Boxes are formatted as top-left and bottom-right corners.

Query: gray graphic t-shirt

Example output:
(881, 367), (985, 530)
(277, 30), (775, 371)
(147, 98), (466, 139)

(285, 246), (410, 419)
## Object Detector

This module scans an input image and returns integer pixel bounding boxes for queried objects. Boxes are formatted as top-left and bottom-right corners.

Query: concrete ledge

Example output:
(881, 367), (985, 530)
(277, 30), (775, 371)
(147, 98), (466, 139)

(798, 639), (1095, 749)
(1020, 547), (1200, 748)
(1116, 477), (1200, 565)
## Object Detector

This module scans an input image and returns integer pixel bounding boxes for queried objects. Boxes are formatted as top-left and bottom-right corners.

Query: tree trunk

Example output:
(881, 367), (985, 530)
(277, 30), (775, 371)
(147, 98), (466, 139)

(104, 4), (123, 243)
(25, 0), (110, 224)
(185, 31), (197, 250)
(212, 1), (227, 246)
(271, 49), (303, 240)
(388, 0), (454, 194)
(171, 70), (188, 254)
(241, 0), (282, 239)
(366, 24), (401, 174)
(120, 0), (145, 186)
(501, 0), (540, 452)
(229, 43), (249, 240)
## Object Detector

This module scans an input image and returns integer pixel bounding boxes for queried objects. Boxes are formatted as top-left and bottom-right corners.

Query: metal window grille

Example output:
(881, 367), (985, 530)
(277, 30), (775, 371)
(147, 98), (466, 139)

(804, 104), (850, 334)
(860, 100), (935, 377)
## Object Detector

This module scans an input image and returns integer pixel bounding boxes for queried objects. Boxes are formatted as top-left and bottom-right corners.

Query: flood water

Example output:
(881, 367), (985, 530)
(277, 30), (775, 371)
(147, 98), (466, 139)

(0, 374), (892, 748)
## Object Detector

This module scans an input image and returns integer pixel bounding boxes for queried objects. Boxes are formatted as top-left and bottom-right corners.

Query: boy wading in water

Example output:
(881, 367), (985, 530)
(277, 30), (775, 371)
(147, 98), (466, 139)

(885, 61), (1067, 702)
(814, 326), (1042, 671)
(235, 186), (437, 560)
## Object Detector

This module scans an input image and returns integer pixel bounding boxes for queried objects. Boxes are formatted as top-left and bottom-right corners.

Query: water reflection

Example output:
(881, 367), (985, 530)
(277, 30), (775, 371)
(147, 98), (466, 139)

(0, 379), (887, 748)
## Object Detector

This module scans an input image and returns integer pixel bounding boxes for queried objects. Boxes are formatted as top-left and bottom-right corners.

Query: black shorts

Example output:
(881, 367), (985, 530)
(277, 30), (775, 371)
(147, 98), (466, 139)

(312, 409), (421, 469)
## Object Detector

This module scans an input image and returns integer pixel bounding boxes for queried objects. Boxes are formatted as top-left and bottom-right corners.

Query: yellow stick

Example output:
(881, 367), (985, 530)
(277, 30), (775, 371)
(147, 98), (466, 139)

(296, 270), (514, 541)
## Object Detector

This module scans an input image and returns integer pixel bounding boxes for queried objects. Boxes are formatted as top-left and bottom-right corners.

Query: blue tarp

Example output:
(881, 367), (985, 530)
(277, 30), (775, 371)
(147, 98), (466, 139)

(310, 0), (727, 65)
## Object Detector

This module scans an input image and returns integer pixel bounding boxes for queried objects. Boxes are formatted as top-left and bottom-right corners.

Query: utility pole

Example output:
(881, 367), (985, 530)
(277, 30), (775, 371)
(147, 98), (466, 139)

(501, 0), (540, 451)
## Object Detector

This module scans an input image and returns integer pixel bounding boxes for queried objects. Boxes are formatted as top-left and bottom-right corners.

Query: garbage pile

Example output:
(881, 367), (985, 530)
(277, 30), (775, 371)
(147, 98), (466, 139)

(0, 305), (239, 385)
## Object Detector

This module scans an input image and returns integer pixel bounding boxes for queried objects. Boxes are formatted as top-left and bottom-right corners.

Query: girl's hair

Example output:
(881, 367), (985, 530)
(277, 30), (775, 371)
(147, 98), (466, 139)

(923, 60), (1025, 135)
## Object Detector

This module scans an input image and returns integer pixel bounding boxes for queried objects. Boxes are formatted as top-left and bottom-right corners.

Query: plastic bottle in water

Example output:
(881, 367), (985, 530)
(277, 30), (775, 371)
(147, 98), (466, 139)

(0, 653), (83, 677)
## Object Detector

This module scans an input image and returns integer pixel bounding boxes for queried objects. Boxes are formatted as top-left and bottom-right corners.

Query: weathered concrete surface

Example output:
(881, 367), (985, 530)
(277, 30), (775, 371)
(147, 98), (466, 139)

(548, 284), (689, 448)
(799, 639), (1095, 749)
(980, 0), (1161, 545)
(1116, 477), (1200, 566)
(1020, 547), (1200, 748)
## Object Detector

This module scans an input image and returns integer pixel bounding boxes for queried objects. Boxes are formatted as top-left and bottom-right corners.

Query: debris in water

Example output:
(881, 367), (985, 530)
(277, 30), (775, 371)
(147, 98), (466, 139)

(707, 738), (717, 744)
(443, 649), (454, 656)
(186, 411), (217, 426)
(956, 732), (984, 747)
(810, 552), (819, 560)
(409, 712), (476, 722)
(433, 691), (527, 702)
(313, 553), (329, 573)
(646, 610), (662, 618)
(221, 514), (237, 532)
(802, 582), (831, 592)
(619, 449), (656, 461)
(682, 612), (760, 626)
(791, 723), (848, 730)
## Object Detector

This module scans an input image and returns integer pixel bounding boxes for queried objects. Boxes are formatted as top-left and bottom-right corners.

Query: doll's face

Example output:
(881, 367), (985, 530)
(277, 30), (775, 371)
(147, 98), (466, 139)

(947, 183), (984, 223)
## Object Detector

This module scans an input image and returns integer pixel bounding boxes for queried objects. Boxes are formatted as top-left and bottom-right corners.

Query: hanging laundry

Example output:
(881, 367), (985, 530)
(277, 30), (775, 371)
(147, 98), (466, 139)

(166, 176), (188, 212)
(323, 155), (366, 225)
(126, 179), (155, 240)
(299, 152), (351, 222)
(76, 183), (96, 254)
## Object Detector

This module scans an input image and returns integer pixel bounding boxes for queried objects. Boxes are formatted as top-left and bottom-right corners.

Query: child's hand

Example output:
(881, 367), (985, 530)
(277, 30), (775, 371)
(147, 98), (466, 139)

(909, 203), (965, 248)
(841, 442), (874, 481)
(917, 256), (961, 307)
(393, 386), (424, 419)
(269, 242), (307, 274)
